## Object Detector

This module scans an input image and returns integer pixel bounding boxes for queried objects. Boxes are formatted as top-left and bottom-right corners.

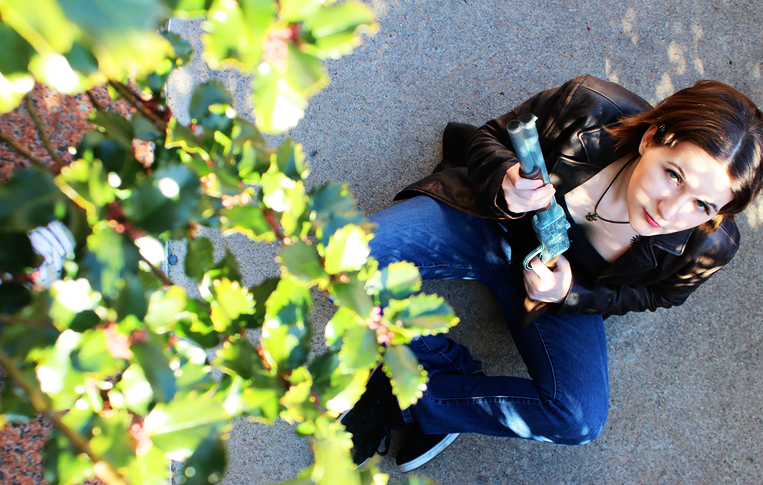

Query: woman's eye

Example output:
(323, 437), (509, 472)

(695, 200), (710, 214)
(666, 169), (680, 182)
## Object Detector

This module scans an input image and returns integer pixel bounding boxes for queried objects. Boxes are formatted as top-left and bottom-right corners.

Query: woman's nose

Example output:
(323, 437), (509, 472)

(658, 195), (682, 221)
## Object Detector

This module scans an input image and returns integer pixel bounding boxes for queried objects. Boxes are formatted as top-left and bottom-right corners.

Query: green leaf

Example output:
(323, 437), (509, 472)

(133, 112), (165, 142)
(114, 272), (149, 321)
(203, 247), (242, 284)
(385, 294), (459, 334)
(278, 240), (328, 285)
(63, 41), (100, 76)
(308, 182), (366, 247)
(57, 159), (116, 221)
(144, 391), (231, 461)
(70, 328), (122, 377)
(214, 335), (262, 380)
(0, 22), (36, 75)
(220, 204), (276, 242)
(75, 130), (131, 175)
(123, 164), (201, 234)
(366, 261), (421, 307)
(79, 221), (141, 295)
(383, 345), (428, 410)
(174, 298), (221, 349)
(184, 236), (215, 282)
(0, 379), (38, 425)
(247, 276), (279, 328)
(57, 0), (173, 77)
(0, 167), (65, 232)
(302, 1), (378, 59)
(251, 61), (307, 134)
(68, 310), (101, 332)
(89, 409), (135, 468)
(209, 277), (255, 333)
(312, 415), (359, 485)
(309, 352), (370, 414)
(278, 0), (323, 23)
(180, 434), (227, 485)
(90, 109), (135, 147)
(323, 224), (371, 275)
(201, 0), (275, 70)
(338, 323), (380, 373)
(274, 138), (308, 181)
(43, 431), (93, 485)
(0, 231), (39, 274)
(241, 375), (282, 422)
(144, 285), (188, 334)
(261, 278), (312, 371)
(0, 70), (34, 113)
(131, 336), (177, 403)
(116, 363), (154, 415)
(190, 80), (233, 128)
(0, 0), (75, 53)
(328, 274), (374, 320)
(124, 445), (171, 485)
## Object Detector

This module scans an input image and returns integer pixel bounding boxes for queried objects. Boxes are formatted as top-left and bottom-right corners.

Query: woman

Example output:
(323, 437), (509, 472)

(341, 75), (763, 472)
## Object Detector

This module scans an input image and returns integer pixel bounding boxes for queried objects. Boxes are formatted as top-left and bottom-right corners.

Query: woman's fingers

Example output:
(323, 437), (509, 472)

(502, 164), (556, 213)
(523, 255), (572, 303)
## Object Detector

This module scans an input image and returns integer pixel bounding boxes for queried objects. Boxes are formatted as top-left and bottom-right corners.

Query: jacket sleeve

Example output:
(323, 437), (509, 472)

(557, 223), (740, 317)
(466, 76), (587, 217)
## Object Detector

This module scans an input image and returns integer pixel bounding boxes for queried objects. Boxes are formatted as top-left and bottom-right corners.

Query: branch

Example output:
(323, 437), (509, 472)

(0, 129), (53, 172)
(141, 253), (174, 286)
(0, 314), (56, 328)
(0, 348), (129, 485)
(25, 94), (66, 169)
(107, 80), (167, 131)
(85, 89), (103, 111)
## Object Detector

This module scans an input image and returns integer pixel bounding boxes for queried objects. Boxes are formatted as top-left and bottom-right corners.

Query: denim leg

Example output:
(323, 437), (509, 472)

(369, 196), (514, 282)
(370, 197), (610, 445)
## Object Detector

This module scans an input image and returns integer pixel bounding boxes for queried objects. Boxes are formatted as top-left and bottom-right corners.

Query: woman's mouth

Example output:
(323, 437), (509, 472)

(644, 209), (661, 228)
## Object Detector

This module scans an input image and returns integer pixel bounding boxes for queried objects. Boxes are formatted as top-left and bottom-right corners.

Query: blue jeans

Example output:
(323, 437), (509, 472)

(369, 197), (608, 445)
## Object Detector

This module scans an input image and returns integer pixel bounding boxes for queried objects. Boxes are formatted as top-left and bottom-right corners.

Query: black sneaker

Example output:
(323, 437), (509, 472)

(340, 366), (394, 467)
(396, 423), (460, 473)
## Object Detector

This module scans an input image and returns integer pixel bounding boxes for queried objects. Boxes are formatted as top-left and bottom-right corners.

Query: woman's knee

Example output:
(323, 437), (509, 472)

(548, 396), (609, 445)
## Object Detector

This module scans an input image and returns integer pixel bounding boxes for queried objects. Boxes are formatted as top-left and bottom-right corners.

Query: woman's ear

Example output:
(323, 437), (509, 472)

(638, 125), (659, 155)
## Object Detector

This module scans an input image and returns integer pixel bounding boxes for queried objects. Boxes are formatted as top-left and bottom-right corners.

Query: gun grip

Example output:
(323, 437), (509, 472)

(520, 165), (543, 181)
(519, 256), (559, 327)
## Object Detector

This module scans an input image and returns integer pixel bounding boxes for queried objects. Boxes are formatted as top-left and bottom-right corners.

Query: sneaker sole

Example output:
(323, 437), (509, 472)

(397, 433), (460, 473)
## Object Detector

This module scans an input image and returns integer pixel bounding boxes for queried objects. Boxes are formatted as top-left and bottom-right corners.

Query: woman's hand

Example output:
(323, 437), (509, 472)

(523, 255), (572, 303)
(501, 163), (556, 213)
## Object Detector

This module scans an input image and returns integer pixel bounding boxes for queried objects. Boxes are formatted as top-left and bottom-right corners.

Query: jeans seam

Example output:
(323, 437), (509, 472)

(531, 322), (558, 403)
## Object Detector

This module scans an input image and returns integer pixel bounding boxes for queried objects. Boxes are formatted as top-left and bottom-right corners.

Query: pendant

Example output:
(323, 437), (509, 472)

(586, 213), (598, 222)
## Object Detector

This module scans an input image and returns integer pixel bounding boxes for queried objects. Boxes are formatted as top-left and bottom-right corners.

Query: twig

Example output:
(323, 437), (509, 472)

(25, 94), (66, 169)
(0, 348), (129, 485)
(0, 129), (53, 172)
(107, 80), (167, 131)
(85, 89), (103, 111)
(0, 314), (55, 328)
(141, 253), (174, 286)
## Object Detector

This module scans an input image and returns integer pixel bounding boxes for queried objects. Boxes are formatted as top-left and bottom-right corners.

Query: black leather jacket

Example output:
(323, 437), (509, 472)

(395, 75), (740, 318)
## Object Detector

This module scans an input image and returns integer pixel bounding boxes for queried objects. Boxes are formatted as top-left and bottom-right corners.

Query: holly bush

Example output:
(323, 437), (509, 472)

(0, 1), (458, 484)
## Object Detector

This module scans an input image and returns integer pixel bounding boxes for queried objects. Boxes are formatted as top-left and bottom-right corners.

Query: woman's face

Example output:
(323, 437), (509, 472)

(626, 125), (734, 236)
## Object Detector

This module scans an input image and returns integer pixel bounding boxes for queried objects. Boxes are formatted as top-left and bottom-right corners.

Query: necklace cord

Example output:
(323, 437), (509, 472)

(585, 154), (639, 224)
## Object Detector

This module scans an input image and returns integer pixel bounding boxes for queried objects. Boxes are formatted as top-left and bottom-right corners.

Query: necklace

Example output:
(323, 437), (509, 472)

(585, 155), (638, 224)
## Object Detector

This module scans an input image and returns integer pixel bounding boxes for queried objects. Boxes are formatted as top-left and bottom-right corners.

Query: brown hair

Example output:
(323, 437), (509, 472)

(609, 80), (763, 226)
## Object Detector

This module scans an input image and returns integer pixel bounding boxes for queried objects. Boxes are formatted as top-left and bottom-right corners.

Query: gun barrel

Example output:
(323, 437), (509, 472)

(507, 118), (537, 175)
